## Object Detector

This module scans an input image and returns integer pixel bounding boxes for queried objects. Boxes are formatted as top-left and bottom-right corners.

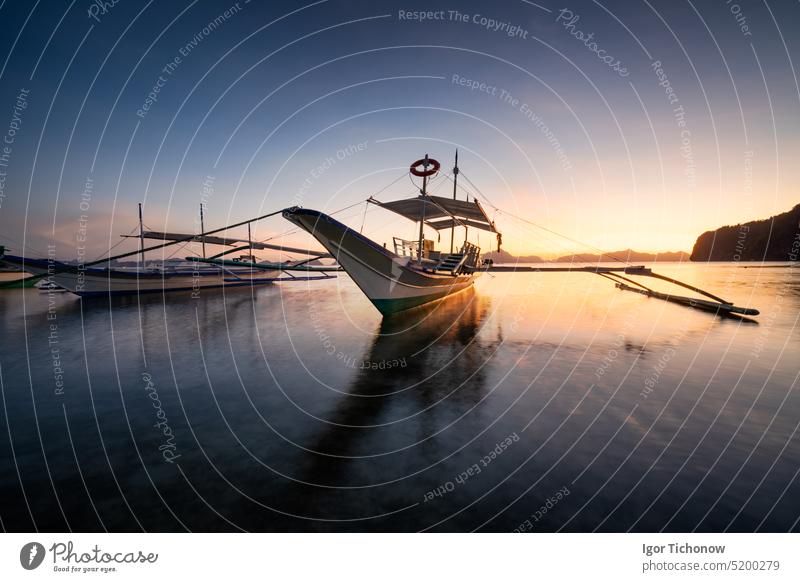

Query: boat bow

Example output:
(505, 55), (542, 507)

(282, 207), (477, 315)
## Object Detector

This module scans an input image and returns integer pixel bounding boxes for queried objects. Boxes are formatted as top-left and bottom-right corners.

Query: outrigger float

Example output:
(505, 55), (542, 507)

(283, 153), (759, 318)
(0, 206), (340, 297)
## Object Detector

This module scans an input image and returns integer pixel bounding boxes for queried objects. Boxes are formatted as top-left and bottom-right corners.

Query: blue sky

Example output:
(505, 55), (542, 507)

(0, 0), (798, 258)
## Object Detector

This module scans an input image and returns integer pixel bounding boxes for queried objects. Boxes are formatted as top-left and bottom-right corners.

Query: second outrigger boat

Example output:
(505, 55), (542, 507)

(284, 153), (760, 318)
(0, 205), (340, 297)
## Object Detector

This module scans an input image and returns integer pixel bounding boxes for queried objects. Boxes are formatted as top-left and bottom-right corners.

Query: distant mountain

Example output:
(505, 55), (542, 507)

(482, 249), (544, 263)
(482, 248), (688, 263)
(690, 204), (800, 261)
(553, 250), (689, 263)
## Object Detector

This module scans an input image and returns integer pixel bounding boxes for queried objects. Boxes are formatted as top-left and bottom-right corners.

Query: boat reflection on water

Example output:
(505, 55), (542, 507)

(279, 289), (499, 519)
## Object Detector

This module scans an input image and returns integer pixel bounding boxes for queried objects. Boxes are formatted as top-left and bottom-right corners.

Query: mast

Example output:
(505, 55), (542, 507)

(417, 154), (429, 263)
(200, 203), (206, 259)
(138, 202), (145, 269)
(464, 194), (468, 247)
(247, 222), (252, 262)
(450, 149), (458, 254)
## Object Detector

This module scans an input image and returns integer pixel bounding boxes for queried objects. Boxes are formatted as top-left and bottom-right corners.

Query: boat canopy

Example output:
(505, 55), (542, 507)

(368, 195), (498, 233)
(124, 231), (332, 257)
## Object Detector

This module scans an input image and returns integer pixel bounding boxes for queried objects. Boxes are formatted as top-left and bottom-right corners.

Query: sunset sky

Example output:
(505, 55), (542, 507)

(0, 0), (797, 259)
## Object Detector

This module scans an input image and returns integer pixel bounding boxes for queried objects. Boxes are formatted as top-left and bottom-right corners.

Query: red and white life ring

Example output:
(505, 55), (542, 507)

(409, 157), (440, 177)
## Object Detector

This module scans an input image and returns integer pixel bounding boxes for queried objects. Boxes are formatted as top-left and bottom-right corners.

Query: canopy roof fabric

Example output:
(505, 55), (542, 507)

(369, 195), (498, 233)
(124, 231), (331, 257)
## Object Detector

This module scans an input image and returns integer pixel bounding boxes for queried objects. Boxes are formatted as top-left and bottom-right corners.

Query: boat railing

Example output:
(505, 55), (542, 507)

(452, 241), (481, 274)
(393, 237), (421, 260)
(461, 242), (481, 268)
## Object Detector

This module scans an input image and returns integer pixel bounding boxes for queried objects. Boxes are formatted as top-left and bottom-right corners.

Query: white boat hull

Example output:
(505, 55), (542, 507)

(0, 254), (280, 296)
(283, 207), (478, 315)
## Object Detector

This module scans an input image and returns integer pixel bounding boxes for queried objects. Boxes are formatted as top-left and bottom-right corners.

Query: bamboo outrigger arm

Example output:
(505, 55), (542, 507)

(483, 264), (759, 317)
(644, 271), (728, 305)
(187, 256), (342, 273)
(595, 271), (654, 293)
(123, 231), (333, 258)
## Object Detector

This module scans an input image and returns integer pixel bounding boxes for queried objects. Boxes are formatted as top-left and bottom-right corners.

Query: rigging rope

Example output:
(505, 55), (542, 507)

(0, 234), (48, 257)
(91, 223), (140, 262)
(359, 200), (368, 233)
(260, 171), (409, 244)
(457, 170), (632, 266)
(165, 240), (194, 260)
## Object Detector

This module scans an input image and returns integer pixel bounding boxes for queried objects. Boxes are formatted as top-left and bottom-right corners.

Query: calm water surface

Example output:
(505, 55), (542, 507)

(1, 263), (798, 531)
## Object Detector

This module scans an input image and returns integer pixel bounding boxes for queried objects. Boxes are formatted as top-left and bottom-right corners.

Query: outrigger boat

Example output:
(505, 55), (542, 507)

(0, 205), (340, 297)
(284, 154), (494, 315)
(283, 153), (760, 318)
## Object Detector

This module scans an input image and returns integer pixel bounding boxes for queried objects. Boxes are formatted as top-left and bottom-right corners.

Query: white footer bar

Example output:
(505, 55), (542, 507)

(1, 533), (796, 581)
